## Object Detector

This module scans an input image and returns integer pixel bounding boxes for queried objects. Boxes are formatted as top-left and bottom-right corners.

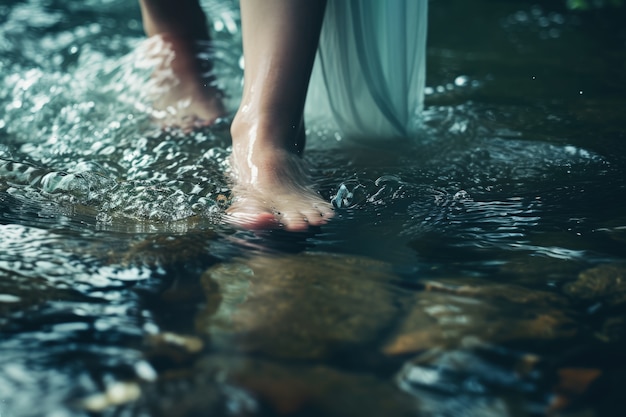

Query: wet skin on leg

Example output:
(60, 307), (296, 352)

(139, 0), (334, 231)
(227, 0), (334, 231)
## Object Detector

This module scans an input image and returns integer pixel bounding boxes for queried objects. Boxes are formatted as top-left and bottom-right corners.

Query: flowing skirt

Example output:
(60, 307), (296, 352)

(305, 0), (428, 140)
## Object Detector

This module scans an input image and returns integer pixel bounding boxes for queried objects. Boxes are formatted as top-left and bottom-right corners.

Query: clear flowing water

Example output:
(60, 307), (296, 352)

(1, 0), (626, 416)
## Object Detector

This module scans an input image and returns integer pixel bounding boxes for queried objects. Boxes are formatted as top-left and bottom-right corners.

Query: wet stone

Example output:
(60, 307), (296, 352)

(596, 315), (626, 343)
(112, 230), (217, 268)
(140, 378), (227, 417)
(81, 381), (142, 413)
(498, 255), (585, 286)
(563, 263), (626, 306)
(147, 332), (204, 354)
(143, 332), (206, 376)
(146, 355), (417, 417)
(228, 359), (419, 417)
(384, 277), (577, 355)
(197, 253), (399, 360)
(422, 277), (569, 305)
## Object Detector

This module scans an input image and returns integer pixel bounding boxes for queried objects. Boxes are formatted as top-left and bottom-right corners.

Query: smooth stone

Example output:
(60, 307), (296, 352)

(197, 252), (399, 360)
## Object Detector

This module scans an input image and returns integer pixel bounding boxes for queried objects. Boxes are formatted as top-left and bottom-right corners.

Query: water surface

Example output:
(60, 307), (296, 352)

(1, 0), (626, 416)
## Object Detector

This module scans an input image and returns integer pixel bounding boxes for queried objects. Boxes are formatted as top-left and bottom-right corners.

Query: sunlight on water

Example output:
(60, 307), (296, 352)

(0, 224), (153, 295)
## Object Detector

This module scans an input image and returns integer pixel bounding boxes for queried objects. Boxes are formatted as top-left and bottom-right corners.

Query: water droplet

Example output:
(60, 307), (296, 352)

(454, 75), (469, 87)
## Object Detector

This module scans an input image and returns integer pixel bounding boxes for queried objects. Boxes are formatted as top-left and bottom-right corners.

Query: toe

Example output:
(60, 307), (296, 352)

(226, 200), (280, 230)
(317, 202), (335, 219)
(228, 211), (278, 230)
(279, 212), (311, 232)
(302, 208), (329, 227)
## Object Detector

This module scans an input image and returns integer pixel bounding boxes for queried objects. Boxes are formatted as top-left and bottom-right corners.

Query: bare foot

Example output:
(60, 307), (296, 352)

(226, 126), (334, 232)
(140, 35), (226, 131)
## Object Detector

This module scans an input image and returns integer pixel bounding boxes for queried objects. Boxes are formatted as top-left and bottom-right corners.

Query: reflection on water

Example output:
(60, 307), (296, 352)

(1, 0), (626, 416)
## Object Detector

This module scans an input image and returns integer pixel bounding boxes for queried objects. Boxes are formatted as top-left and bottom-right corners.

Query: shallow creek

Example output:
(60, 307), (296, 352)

(1, 0), (626, 416)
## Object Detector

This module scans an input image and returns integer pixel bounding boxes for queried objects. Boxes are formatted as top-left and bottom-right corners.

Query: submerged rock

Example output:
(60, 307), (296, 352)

(208, 356), (419, 417)
(384, 277), (577, 355)
(144, 355), (419, 417)
(563, 263), (626, 306)
(147, 332), (205, 355)
(113, 229), (217, 267)
(197, 253), (399, 360)
(597, 315), (626, 342)
(81, 381), (142, 413)
(498, 255), (584, 286)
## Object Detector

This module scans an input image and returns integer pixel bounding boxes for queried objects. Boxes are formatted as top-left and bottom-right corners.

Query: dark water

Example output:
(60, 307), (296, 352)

(1, 0), (626, 416)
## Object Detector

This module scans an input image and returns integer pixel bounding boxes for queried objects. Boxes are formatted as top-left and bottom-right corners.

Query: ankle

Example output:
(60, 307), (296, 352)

(231, 111), (305, 155)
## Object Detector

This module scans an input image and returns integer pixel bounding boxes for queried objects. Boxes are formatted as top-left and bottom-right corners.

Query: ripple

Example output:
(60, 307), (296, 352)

(0, 223), (159, 417)
(398, 343), (549, 417)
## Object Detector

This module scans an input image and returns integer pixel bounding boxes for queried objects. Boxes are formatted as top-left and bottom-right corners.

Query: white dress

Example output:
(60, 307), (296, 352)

(305, 0), (428, 140)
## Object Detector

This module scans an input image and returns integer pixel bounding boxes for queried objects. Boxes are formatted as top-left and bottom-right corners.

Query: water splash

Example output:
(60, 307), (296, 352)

(0, 0), (243, 227)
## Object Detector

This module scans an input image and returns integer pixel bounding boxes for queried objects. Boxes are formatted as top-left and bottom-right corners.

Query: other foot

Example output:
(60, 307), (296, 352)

(140, 35), (226, 131)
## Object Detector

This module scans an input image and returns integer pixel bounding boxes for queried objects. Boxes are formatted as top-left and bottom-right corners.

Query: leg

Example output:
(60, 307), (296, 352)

(139, 0), (225, 130)
(227, 0), (334, 231)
